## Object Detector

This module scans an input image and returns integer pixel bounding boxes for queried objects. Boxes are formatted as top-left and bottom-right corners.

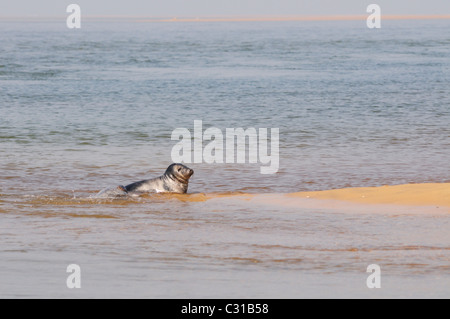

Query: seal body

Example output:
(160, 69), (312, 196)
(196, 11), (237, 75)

(125, 163), (193, 194)
(94, 185), (129, 199)
(93, 163), (194, 198)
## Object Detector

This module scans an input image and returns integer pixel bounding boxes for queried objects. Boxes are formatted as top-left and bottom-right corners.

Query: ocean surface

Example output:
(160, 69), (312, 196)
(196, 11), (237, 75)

(0, 18), (449, 298)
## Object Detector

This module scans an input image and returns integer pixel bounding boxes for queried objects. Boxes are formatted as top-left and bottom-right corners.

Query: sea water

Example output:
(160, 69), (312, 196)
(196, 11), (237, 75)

(0, 19), (449, 298)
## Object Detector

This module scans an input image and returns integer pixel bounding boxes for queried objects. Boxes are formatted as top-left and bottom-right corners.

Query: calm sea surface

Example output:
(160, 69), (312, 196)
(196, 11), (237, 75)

(0, 19), (449, 298)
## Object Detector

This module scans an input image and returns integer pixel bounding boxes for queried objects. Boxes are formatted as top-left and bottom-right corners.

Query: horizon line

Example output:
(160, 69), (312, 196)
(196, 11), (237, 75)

(1, 14), (450, 22)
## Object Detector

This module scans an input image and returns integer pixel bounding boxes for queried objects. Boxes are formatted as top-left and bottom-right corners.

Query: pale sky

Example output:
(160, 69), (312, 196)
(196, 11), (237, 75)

(0, 0), (449, 17)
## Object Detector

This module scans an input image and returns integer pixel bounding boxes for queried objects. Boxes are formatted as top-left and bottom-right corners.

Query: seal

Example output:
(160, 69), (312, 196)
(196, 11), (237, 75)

(124, 163), (194, 194)
(94, 163), (194, 198)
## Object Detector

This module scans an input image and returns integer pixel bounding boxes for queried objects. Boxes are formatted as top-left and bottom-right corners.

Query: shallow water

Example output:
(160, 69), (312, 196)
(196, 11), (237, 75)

(0, 19), (449, 298)
(0, 192), (449, 298)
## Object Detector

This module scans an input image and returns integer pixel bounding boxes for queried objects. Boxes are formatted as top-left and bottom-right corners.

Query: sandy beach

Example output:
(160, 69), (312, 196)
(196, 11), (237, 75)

(290, 183), (450, 208)
(178, 183), (450, 214)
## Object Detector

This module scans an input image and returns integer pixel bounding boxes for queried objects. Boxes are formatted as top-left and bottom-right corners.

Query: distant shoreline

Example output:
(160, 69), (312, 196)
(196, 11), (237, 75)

(1, 14), (450, 22)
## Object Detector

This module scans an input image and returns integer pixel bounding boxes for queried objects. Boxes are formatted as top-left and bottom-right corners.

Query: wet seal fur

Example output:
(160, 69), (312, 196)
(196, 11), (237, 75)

(94, 163), (194, 198)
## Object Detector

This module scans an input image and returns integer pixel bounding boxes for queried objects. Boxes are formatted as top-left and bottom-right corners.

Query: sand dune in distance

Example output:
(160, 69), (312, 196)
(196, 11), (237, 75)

(136, 15), (450, 23)
(2, 14), (450, 22)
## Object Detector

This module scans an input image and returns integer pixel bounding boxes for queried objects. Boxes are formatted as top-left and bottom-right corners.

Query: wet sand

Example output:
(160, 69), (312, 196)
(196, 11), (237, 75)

(290, 183), (450, 210)
(178, 183), (450, 213)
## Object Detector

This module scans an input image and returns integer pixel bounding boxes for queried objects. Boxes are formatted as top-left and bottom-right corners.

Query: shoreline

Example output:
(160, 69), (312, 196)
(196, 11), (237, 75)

(180, 183), (450, 213)
(3, 183), (450, 214)
(289, 183), (450, 208)
(2, 14), (450, 23)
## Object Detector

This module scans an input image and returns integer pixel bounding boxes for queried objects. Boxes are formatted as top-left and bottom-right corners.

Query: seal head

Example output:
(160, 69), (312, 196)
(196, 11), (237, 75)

(164, 163), (194, 185)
